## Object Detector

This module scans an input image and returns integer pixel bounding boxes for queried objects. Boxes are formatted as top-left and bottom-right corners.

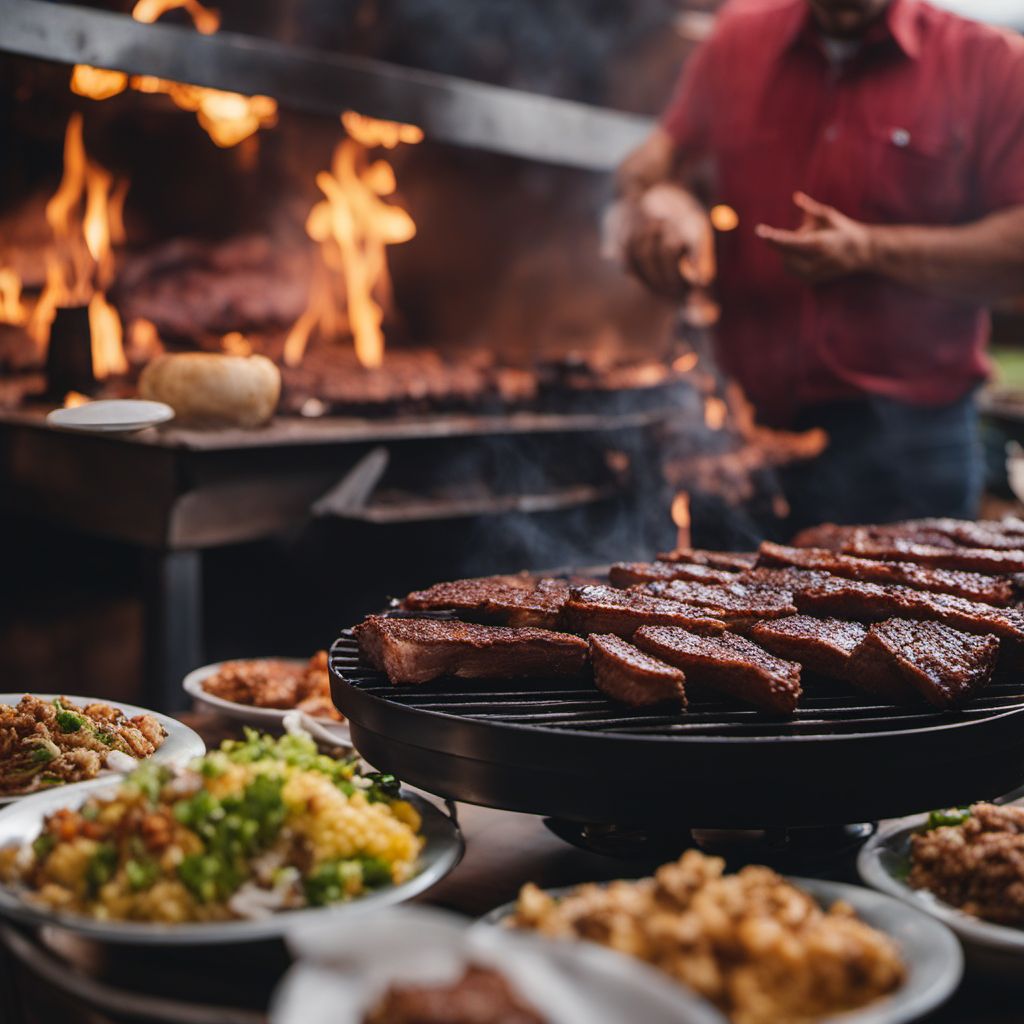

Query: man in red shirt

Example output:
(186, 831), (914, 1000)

(617, 0), (1024, 528)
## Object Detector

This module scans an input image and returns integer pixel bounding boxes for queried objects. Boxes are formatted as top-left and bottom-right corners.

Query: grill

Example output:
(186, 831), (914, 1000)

(329, 619), (1024, 829)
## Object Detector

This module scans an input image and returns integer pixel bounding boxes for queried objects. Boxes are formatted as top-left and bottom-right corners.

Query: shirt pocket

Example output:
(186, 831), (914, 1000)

(861, 122), (972, 224)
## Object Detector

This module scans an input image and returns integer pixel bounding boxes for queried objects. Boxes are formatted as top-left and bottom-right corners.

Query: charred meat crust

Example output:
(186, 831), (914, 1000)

(588, 634), (686, 708)
(791, 577), (1024, 645)
(561, 585), (727, 640)
(654, 548), (758, 571)
(638, 580), (797, 628)
(634, 625), (802, 715)
(608, 561), (739, 588)
(757, 541), (1013, 607)
(402, 576), (570, 629)
(846, 619), (999, 708)
(749, 615), (867, 681)
(354, 615), (588, 686)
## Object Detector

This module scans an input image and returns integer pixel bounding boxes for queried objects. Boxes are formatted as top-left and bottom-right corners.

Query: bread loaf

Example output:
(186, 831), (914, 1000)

(139, 353), (280, 427)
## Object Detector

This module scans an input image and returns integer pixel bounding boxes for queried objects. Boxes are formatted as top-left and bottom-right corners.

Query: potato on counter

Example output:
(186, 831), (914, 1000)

(139, 352), (280, 428)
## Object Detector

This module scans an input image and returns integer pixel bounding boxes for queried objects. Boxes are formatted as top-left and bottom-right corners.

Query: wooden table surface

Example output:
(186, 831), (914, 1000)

(2, 713), (1022, 1023)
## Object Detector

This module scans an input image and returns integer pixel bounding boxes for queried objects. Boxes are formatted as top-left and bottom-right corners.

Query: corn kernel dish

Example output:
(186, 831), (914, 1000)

(508, 850), (906, 1024)
(0, 730), (425, 925)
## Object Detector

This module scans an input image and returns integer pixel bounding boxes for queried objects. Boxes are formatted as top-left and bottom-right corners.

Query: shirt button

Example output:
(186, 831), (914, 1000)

(891, 127), (911, 147)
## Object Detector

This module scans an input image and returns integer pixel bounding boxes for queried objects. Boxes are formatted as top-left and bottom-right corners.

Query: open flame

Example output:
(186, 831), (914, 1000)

(221, 330), (253, 356)
(30, 113), (130, 378)
(0, 269), (28, 326)
(63, 391), (91, 408)
(284, 112), (422, 370)
(704, 395), (727, 430)
(671, 491), (692, 549)
(71, 0), (274, 149)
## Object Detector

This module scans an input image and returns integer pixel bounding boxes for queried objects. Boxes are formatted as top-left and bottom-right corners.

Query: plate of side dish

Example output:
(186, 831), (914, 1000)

(0, 729), (461, 944)
(183, 654), (349, 744)
(0, 694), (205, 804)
(483, 851), (961, 1024)
(858, 800), (1024, 976)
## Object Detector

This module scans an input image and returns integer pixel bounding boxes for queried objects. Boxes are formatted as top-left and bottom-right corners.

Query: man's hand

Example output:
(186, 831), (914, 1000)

(606, 183), (715, 299)
(756, 192), (874, 283)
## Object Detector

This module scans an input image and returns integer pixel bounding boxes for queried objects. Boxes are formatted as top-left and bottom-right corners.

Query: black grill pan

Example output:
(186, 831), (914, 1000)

(329, 626), (1024, 828)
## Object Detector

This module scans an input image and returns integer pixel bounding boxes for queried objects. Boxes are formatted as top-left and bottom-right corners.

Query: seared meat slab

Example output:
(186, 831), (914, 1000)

(402, 576), (569, 629)
(634, 626), (802, 714)
(640, 580), (797, 628)
(750, 616), (867, 680)
(562, 585), (727, 640)
(589, 634), (686, 708)
(609, 561), (739, 588)
(655, 548), (757, 571)
(354, 615), (588, 685)
(843, 536), (1024, 574)
(792, 577), (1024, 645)
(758, 542), (1013, 606)
(846, 620), (998, 708)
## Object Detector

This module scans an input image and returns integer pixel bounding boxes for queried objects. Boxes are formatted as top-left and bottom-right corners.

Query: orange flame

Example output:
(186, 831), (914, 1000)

(71, 65), (128, 101)
(221, 331), (253, 356)
(704, 395), (727, 431)
(672, 351), (699, 374)
(63, 390), (91, 408)
(284, 113), (422, 369)
(126, 318), (164, 362)
(131, 0), (220, 34)
(0, 269), (28, 326)
(671, 491), (692, 550)
(709, 204), (739, 232)
(30, 114), (130, 377)
(72, 2), (273, 149)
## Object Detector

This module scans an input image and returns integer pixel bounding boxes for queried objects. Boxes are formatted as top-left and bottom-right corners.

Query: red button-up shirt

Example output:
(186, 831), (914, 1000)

(662, 0), (1024, 426)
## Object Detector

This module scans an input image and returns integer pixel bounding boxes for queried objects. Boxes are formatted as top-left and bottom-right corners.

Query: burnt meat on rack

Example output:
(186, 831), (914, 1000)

(353, 615), (588, 686)
(638, 580), (797, 628)
(873, 518), (1024, 551)
(791, 577), (1024, 645)
(633, 626), (802, 714)
(749, 616), (868, 680)
(842, 535), (1024, 574)
(608, 561), (739, 588)
(402, 576), (569, 629)
(845, 619), (999, 708)
(588, 634), (686, 708)
(757, 541), (1014, 606)
(655, 548), (758, 571)
(739, 566), (831, 589)
(561, 585), (727, 640)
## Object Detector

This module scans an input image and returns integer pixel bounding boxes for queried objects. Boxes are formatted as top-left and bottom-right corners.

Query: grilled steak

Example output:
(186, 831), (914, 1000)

(354, 615), (588, 685)
(634, 626), (802, 714)
(875, 518), (1024, 551)
(749, 616), (867, 680)
(843, 535), (1024, 574)
(589, 634), (686, 708)
(757, 541), (1014, 606)
(846, 619), (999, 708)
(561, 585), (727, 640)
(402, 576), (569, 629)
(740, 566), (830, 589)
(655, 548), (758, 571)
(790, 523), (859, 550)
(639, 580), (797, 628)
(608, 561), (739, 588)
(791, 577), (1024, 645)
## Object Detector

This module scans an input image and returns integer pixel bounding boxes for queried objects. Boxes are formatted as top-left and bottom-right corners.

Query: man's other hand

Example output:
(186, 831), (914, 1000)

(756, 192), (874, 283)
(609, 183), (715, 299)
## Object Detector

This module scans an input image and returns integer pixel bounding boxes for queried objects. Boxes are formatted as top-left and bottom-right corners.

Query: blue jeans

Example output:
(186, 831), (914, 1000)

(778, 393), (983, 533)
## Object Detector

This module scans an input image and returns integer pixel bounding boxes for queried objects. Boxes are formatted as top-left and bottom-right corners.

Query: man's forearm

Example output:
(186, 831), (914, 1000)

(865, 206), (1024, 303)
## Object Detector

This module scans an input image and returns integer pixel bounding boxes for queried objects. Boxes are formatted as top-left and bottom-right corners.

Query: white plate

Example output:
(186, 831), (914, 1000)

(0, 778), (462, 945)
(859, 804), (1024, 976)
(46, 400), (174, 433)
(483, 876), (962, 1024)
(0, 693), (205, 805)
(183, 660), (350, 746)
(273, 906), (727, 1024)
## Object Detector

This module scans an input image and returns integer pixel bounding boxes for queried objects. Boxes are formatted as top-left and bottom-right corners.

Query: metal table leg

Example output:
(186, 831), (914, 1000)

(142, 550), (203, 713)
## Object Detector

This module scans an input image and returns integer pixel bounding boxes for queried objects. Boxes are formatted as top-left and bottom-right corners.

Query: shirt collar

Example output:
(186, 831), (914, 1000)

(781, 0), (922, 62)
